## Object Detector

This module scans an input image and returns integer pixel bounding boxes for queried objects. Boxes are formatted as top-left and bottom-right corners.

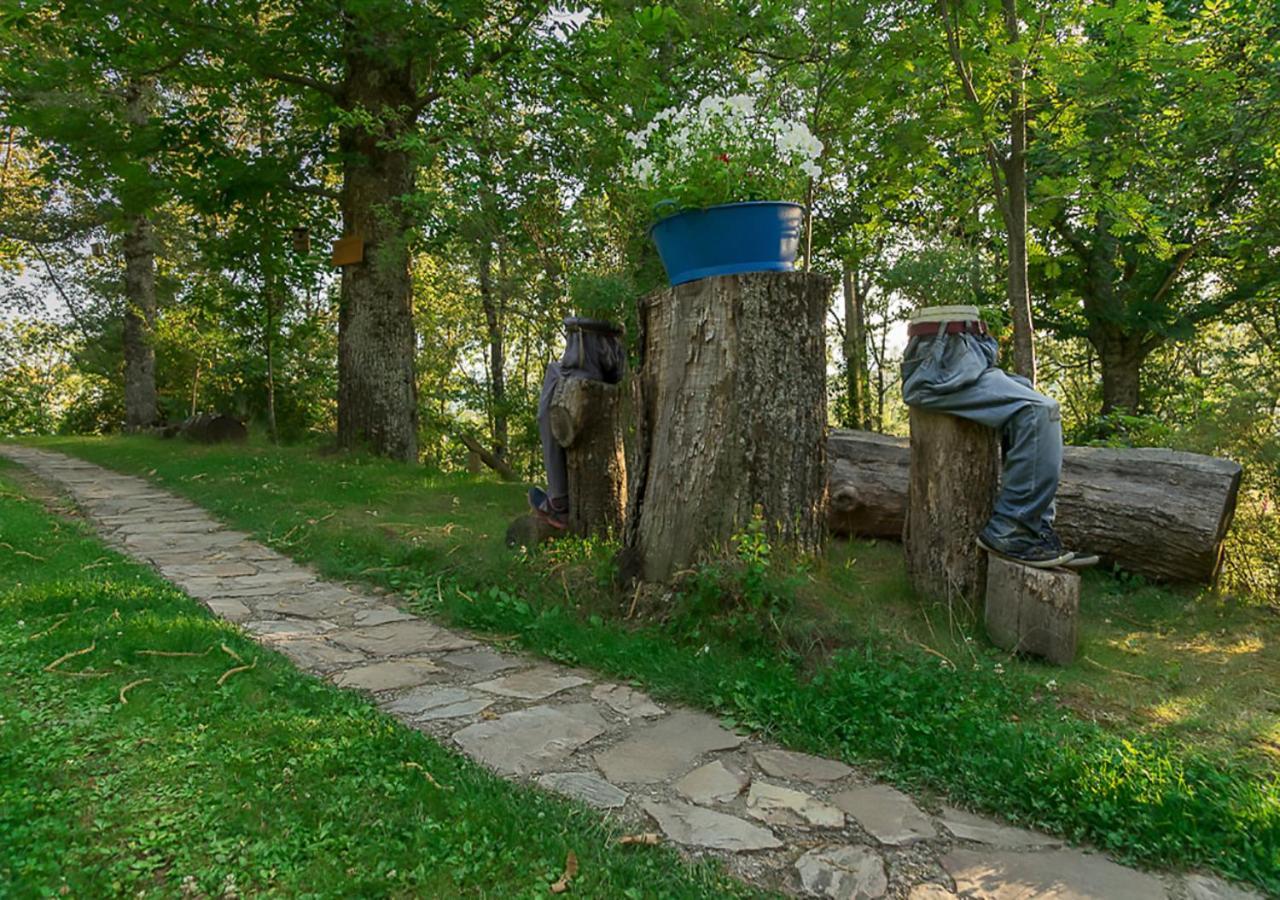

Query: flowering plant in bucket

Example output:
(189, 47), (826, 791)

(622, 88), (824, 216)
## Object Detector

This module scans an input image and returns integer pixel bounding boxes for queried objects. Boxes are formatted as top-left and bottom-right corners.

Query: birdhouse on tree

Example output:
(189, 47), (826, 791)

(291, 226), (311, 254)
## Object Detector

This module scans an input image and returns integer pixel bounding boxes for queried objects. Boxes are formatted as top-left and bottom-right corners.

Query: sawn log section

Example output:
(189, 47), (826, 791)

(829, 429), (1242, 584)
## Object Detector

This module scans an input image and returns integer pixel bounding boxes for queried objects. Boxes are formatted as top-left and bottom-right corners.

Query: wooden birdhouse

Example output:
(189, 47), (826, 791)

(291, 226), (311, 254)
(331, 235), (364, 267)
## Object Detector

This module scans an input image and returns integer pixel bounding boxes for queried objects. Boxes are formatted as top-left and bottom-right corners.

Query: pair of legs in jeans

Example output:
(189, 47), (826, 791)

(531, 318), (625, 528)
(901, 322), (1088, 567)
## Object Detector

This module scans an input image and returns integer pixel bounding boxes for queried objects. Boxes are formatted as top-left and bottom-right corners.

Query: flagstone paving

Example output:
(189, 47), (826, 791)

(3, 444), (1263, 900)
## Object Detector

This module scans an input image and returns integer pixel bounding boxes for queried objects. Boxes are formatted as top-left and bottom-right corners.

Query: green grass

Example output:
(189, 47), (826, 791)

(0, 460), (760, 898)
(22, 436), (1280, 893)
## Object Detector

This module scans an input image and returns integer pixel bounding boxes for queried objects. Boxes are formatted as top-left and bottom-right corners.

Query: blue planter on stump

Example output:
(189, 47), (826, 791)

(648, 201), (805, 286)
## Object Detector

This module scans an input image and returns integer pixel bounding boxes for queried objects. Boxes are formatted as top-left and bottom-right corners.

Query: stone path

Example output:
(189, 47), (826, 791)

(3, 445), (1260, 900)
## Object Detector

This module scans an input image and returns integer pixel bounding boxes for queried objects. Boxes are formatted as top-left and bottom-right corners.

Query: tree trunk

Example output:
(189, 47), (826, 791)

(550, 377), (626, 539)
(621, 272), (830, 584)
(904, 409), (1000, 609)
(842, 262), (870, 430)
(122, 78), (157, 432)
(335, 27), (419, 462)
(1002, 0), (1035, 384)
(827, 428), (1243, 583)
(984, 556), (1079, 666)
(478, 241), (507, 462)
(1096, 326), (1146, 415)
(264, 281), (279, 444)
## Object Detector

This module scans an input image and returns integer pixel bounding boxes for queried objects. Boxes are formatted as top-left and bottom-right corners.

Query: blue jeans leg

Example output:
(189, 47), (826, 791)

(901, 334), (1062, 538)
(537, 363), (569, 503)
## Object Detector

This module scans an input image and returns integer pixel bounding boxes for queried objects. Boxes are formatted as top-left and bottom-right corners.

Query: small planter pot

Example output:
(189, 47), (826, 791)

(648, 201), (805, 286)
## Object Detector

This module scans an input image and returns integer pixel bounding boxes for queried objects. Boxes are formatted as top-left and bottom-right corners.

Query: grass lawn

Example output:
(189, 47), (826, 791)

(0, 459), (759, 898)
(21, 435), (1280, 893)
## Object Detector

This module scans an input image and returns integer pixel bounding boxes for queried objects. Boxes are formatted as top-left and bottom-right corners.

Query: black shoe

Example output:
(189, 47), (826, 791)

(1040, 528), (1099, 569)
(978, 525), (1074, 569)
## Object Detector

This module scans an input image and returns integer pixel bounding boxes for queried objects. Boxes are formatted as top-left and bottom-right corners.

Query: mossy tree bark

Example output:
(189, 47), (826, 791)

(335, 21), (419, 462)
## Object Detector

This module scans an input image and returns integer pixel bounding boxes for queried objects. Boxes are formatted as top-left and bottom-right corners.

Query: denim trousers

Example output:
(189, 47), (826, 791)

(538, 362), (570, 502)
(901, 331), (1062, 540)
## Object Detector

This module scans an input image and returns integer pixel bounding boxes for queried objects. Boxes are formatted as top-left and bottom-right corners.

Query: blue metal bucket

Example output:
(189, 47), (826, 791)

(648, 201), (806, 286)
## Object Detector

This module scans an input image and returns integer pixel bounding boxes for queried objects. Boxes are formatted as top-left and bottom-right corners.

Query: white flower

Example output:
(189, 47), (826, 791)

(747, 68), (768, 87)
(725, 93), (756, 117)
(800, 160), (822, 179)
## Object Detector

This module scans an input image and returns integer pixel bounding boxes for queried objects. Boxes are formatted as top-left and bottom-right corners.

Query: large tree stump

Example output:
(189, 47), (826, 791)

(903, 408), (1000, 609)
(549, 376), (626, 539)
(985, 556), (1080, 665)
(826, 429), (1242, 584)
(621, 272), (830, 584)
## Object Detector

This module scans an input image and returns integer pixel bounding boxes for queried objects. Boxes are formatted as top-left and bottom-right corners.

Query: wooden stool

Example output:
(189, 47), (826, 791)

(984, 556), (1080, 665)
(903, 408), (999, 610)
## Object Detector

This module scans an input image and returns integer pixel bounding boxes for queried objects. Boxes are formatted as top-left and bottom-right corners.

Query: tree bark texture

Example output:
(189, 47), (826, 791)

(122, 211), (158, 432)
(1096, 326), (1146, 415)
(985, 555), (1080, 666)
(842, 263), (870, 430)
(478, 242), (508, 462)
(904, 409), (1000, 609)
(1001, 0), (1036, 384)
(550, 377), (626, 539)
(122, 78), (157, 432)
(621, 272), (830, 584)
(828, 429), (1243, 584)
(335, 26), (419, 462)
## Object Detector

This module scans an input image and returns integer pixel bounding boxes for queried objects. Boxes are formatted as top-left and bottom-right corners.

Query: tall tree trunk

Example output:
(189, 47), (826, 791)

(478, 241), (507, 462)
(122, 79), (158, 432)
(264, 276), (279, 444)
(190, 358), (200, 418)
(1002, 0), (1035, 384)
(842, 263), (870, 431)
(335, 24), (419, 462)
(1096, 327), (1146, 415)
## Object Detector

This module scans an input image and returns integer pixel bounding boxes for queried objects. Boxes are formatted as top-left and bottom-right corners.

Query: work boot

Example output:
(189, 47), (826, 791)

(977, 523), (1074, 569)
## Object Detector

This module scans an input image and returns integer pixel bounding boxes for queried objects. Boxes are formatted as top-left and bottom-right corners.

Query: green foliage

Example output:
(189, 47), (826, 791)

(669, 506), (801, 653)
(568, 271), (636, 326)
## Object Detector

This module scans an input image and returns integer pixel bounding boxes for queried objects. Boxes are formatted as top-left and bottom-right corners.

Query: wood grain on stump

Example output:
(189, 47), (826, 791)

(984, 555), (1080, 665)
(903, 408), (999, 609)
(621, 272), (830, 584)
(549, 377), (626, 539)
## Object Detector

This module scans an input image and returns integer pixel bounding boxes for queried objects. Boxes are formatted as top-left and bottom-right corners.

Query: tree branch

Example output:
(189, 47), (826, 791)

(939, 0), (1011, 226)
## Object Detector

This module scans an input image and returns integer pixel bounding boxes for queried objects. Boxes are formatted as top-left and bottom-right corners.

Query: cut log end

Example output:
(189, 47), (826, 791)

(984, 555), (1080, 666)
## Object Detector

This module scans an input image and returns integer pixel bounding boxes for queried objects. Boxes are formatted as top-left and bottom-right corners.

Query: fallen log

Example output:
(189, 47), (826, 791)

(828, 429), (1242, 585)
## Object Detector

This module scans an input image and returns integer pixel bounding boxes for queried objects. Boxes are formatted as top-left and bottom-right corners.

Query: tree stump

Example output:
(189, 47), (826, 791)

(984, 555), (1080, 665)
(621, 271), (830, 584)
(903, 408), (999, 610)
(549, 376), (626, 539)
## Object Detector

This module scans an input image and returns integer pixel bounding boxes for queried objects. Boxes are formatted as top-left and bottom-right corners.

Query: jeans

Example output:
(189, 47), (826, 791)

(538, 362), (569, 503)
(901, 331), (1062, 541)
